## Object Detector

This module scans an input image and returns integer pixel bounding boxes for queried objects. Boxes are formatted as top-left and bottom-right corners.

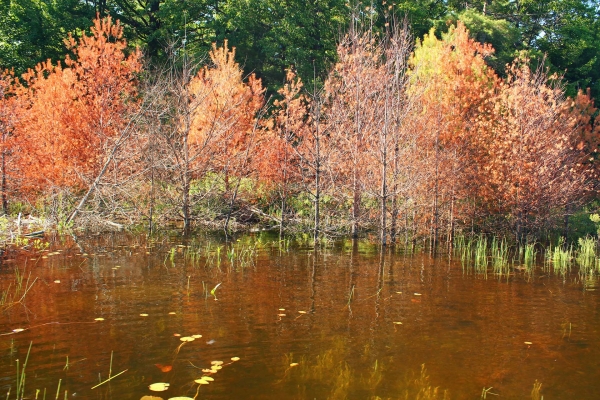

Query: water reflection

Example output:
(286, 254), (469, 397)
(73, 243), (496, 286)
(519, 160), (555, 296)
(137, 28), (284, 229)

(0, 232), (598, 399)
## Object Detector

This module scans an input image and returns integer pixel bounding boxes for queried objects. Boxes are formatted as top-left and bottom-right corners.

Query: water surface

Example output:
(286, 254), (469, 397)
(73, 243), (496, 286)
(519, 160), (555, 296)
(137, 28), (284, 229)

(0, 233), (598, 399)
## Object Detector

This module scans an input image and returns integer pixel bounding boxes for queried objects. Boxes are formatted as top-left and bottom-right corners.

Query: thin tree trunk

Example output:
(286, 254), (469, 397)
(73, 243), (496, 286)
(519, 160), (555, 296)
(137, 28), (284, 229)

(1, 147), (7, 215)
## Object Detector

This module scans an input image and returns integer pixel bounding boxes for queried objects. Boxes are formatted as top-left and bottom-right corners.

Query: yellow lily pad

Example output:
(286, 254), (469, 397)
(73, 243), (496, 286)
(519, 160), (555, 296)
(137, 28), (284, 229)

(140, 313), (149, 317)
(277, 314), (286, 317)
(524, 341), (533, 345)
(210, 361), (224, 366)
(393, 322), (403, 325)
(180, 337), (195, 342)
(201, 376), (214, 382)
(148, 382), (170, 392)
(289, 363), (299, 367)
(231, 357), (240, 361)
(414, 293), (422, 296)
(191, 334), (202, 338)
(94, 318), (105, 321)
(298, 311), (307, 314)
(140, 396), (163, 400)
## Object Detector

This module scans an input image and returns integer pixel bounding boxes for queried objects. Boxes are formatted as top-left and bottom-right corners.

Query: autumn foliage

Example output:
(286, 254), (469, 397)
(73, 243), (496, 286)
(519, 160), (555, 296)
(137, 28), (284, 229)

(2, 16), (599, 242)
(13, 16), (141, 192)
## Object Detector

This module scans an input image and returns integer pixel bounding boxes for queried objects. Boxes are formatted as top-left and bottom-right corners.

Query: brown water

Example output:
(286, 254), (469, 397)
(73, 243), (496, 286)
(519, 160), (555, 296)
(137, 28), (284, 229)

(0, 232), (599, 399)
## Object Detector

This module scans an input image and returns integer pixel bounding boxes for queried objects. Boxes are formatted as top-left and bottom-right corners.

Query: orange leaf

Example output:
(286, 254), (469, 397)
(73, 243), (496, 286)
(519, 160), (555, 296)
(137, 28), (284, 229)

(154, 364), (172, 373)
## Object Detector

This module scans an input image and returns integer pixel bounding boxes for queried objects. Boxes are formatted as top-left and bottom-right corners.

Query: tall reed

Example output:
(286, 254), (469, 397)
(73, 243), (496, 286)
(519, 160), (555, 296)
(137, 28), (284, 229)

(576, 237), (597, 276)
(545, 238), (573, 277)
(491, 236), (510, 275)
(523, 243), (537, 272)
(474, 234), (488, 273)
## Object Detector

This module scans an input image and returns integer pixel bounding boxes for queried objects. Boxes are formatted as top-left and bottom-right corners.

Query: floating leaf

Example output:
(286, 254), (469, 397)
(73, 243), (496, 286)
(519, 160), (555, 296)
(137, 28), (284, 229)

(289, 363), (299, 367)
(148, 382), (170, 392)
(180, 337), (195, 342)
(396, 291), (402, 294)
(278, 308), (285, 311)
(168, 312), (176, 315)
(168, 397), (193, 400)
(277, 314), (286, 317)
(12, 329), (24, 333)
(201, 369), (212, 373)
(192, 334), (202, 338)
(94, 318), (104, 321)
(298, 311), (307, 314)
(140, 396), (163, 400)
(524, 341), (533, 345)
(155, 364), (172, 373)
(54, 280), (60, 283)
(211, 365), (222, 371)
(210, 361), (224, 366)
(393, 322), (403, 325)
(201, 376), (214, 382)
(140, 313), (149, 317)
(195, 379), (210, 385)
(414, 293), (422, 296)
(231, 357), (240, 362)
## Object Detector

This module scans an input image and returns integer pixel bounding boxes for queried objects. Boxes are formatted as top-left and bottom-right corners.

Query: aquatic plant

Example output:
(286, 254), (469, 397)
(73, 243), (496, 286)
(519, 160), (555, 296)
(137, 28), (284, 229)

(474, 234), (488, 274)
(523, 243), (537, 272)
(491, 236), (510, 275)
(545, 238), (572, 277)
(576, 237), (597, 276)
(453, 234), (474, 267)
(531, 380), (543, 400)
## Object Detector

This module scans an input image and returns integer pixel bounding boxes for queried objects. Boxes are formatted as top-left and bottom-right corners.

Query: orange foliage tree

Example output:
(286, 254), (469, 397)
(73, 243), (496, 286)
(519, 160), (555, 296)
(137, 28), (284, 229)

(324, 26), (383, 238)
(479, 59), (594, 239)
(163, 40), (265, 231)
(410, 22), (498, 247)
(257, 68), (310, 234)
(15, 16), (141, 198)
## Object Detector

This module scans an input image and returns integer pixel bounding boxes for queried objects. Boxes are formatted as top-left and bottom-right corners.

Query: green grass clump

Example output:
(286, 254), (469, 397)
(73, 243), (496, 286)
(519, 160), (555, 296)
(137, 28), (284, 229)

(576, 237), (598, 276)
(547, 241), (573, 277)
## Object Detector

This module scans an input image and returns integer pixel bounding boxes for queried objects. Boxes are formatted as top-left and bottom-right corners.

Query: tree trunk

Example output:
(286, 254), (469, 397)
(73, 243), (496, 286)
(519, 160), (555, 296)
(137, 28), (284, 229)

(1, 147), (7, 215)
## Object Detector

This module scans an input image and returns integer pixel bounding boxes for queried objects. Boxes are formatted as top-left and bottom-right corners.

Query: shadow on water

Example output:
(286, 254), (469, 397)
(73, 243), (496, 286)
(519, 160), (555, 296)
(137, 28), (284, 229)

(0, 232), (598, 398)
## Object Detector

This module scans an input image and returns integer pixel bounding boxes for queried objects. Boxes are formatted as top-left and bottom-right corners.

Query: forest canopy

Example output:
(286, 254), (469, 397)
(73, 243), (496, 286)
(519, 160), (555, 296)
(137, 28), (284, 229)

(1, 0), (598, 98)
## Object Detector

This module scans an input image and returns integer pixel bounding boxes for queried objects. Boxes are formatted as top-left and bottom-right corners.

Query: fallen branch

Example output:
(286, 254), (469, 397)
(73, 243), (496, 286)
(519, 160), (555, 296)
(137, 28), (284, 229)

(247, 206), (281, 224)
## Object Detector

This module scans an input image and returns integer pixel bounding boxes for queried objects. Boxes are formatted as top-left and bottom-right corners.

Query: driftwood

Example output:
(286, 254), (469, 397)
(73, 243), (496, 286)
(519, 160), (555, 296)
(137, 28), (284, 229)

(247, 206), (281, 224)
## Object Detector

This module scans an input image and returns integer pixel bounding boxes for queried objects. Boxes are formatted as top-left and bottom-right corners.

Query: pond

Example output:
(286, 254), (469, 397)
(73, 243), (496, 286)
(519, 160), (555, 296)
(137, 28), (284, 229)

(0, 232), (599, 399)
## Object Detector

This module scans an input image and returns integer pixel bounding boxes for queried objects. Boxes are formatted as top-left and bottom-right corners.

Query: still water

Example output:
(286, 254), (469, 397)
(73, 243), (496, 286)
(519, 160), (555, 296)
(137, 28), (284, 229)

(0, 232), (599, 399)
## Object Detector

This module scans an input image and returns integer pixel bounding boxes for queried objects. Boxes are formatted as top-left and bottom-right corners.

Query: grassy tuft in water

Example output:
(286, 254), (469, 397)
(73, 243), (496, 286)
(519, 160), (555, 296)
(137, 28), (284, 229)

(490, 236), (510, 276)
(474, 235), (488, 274)
(545, 238), (572, 277)
(531, 380), (543, 400)
(576, 237), (598, 276)
(523, 243), (537, 273)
